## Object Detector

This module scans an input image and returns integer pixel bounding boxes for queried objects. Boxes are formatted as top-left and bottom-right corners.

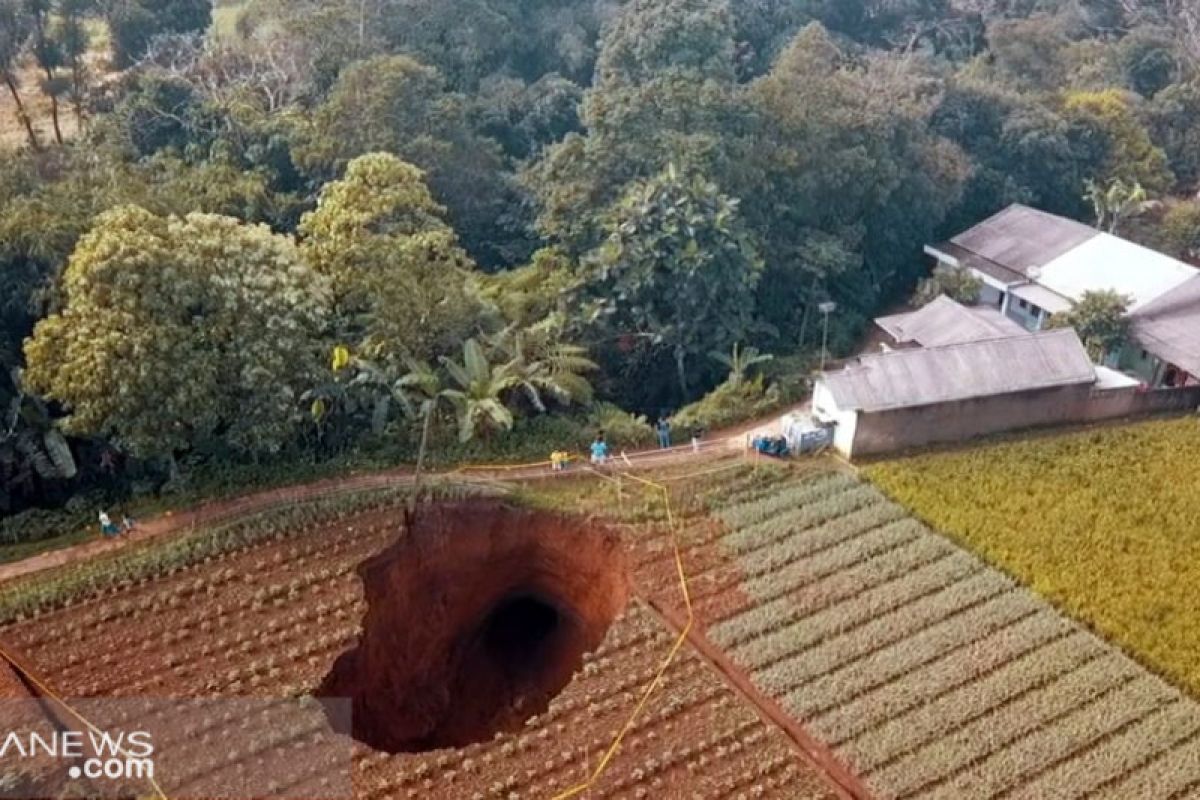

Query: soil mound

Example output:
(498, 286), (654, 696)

(321, 501), (629, 752)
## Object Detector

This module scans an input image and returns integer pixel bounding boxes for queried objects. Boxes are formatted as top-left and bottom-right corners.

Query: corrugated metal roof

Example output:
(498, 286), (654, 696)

(930, 241), (1026, 285)
(876, 296), (1030, 347)
(950, 204), (1098, 275)
(820, 328), (1096, 413)
(1130, 275), (1200, 377)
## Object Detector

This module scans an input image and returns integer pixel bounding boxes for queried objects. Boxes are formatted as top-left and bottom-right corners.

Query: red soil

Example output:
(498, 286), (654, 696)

(0, 488), (854, 799)
(320, 502), (629, 752)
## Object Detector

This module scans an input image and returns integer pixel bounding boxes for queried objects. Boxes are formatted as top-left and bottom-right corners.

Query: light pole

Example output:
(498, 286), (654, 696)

(818, 301), (837, 371)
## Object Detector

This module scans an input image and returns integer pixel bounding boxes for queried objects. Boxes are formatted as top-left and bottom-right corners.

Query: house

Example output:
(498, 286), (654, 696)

(1125, 275), (1200, 387)
(875, 295), (1029, 350)
(813, 329), (1102, 458)
(925, 204), (1198, 332)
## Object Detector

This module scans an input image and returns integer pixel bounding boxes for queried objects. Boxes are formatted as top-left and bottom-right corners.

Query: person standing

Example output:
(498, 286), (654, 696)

(656, 415), (672, 449)
(590, 433), (610, 465)
(98, 510), (119, 537)
(691, 426), (703, 454)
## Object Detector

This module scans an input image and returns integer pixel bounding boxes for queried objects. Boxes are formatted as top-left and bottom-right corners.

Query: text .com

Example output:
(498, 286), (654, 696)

(0, 729), (154, 781)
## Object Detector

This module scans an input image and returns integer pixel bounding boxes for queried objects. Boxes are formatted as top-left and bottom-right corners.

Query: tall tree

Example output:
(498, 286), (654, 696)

(739, 24), (968, 345)
(25, 0), (64, 144)
(579, 165), (763, 402)
(0, 0), (41, 151)
(526, 0), (746, 253)
(298, 153), (486, 363)
(931, 79), (1101, 228)
(297, 55), (532, 268)
(24, 206), (329, 464)
(1064, 89), (1174, 193)
(105, 0), (211, 68)
(1147, 80), (1200, 192)
(56, 0), (90, 126)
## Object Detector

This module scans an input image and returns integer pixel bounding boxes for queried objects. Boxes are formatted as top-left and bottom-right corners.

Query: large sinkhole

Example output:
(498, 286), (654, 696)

(320, 502), (629, 753)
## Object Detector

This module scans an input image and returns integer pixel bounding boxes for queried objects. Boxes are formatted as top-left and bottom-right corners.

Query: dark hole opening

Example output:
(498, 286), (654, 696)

(481, 594), (561, 667)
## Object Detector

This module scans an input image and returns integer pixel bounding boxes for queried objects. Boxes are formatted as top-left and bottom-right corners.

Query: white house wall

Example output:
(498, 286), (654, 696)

(813, 381), (860, 458)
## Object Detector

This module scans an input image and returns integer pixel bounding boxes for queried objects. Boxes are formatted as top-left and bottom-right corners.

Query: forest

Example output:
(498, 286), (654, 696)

(2, 0), (1200, 528)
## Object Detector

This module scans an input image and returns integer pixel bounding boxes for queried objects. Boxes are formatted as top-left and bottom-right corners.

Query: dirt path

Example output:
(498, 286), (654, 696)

(646, 598), (871, 800)
(0, 406), (811, 587)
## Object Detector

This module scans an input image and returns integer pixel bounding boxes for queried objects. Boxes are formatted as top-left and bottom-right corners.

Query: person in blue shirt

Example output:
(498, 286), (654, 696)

(590, 432), (610, 465)
(656, 415), (671, 449)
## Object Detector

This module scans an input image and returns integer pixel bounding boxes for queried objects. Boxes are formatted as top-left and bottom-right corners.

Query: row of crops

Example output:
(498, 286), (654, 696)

(1, 466), (847, 800)
(865, 416), (1200, 701)
(694, 467), (1200, 800)
(0, 481), (491, 624)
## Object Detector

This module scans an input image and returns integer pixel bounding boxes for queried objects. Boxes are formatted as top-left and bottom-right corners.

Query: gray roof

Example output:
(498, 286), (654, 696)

(821, 328), (1096, 413)
(950, 204), (1098, 279)
(875, 296), (1030, 348)
(931, 241), (1026, 285)
(1130, 275), (1200, 377)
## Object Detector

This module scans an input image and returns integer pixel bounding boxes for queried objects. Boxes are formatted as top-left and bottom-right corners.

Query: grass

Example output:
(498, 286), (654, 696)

(211, 1), (248, 40)
(865, 415), (1200, 697)
(0, 528), (94, 565)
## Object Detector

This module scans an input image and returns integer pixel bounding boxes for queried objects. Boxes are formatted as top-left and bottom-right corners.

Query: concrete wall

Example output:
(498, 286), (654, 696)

(978, 284), (1005, 309)
(813, 381), (859, 455)
(1003, 296), (1047, 331)
(849, 384), (1200, 458)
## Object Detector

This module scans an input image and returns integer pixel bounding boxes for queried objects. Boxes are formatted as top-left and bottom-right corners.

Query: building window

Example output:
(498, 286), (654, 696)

(1017, 299), (1028, 310)
(1142, 350), (1149, 360)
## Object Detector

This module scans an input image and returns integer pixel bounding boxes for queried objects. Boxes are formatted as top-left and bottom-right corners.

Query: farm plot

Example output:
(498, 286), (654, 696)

(865, 416), (1200, 697)
(689, 467), (1200, 800)
(0, 473), (844, 799)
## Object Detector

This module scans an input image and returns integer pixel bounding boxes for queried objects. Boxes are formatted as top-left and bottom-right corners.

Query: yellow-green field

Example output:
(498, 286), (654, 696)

(866, 416), (1200, 697)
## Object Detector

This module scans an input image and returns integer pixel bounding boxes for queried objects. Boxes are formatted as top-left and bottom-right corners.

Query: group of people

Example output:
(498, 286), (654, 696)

(98, 510), (136, 537)
(549, 416), (709, 473)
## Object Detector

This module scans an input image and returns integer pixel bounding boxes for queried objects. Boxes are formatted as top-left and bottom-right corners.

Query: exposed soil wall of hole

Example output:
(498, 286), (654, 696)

(320, 501), (629, 753)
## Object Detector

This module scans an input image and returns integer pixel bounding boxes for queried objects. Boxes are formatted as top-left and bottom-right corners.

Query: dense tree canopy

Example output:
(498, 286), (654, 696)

(3, 0), (1200, 515)
(24, 207), (328, 461)
(578, 166), (762, 404)
(298, 153), (486, 365)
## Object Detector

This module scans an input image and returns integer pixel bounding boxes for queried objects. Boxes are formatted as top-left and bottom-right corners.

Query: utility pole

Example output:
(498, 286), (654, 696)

(819, 301), (837, 371)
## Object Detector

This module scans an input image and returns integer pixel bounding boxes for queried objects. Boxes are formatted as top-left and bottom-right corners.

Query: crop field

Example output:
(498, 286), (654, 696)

(0, 468), (845, 799)
(3, 455), (1200, 798)
(654, 463), (1200, 799)
(865, 417), (1200, 699)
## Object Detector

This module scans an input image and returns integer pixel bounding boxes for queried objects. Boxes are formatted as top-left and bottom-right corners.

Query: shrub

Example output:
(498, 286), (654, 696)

(587, 403), (654, 449)
(912, 266), (983, 307)
(672, 376), (786, 433)
(0, 507), (91, 546)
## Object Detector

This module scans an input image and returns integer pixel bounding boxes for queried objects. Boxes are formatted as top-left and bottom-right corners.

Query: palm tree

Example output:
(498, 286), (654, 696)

(439, 338), (521, 443)
(1084, 178), (1148, 235)
(491, 321), (598, 410)
(709, 343), (773, 387)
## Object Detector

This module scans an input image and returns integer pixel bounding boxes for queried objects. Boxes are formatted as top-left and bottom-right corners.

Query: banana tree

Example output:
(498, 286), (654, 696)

(709, 343), (773, 387)
(438, 338), (521, 443)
